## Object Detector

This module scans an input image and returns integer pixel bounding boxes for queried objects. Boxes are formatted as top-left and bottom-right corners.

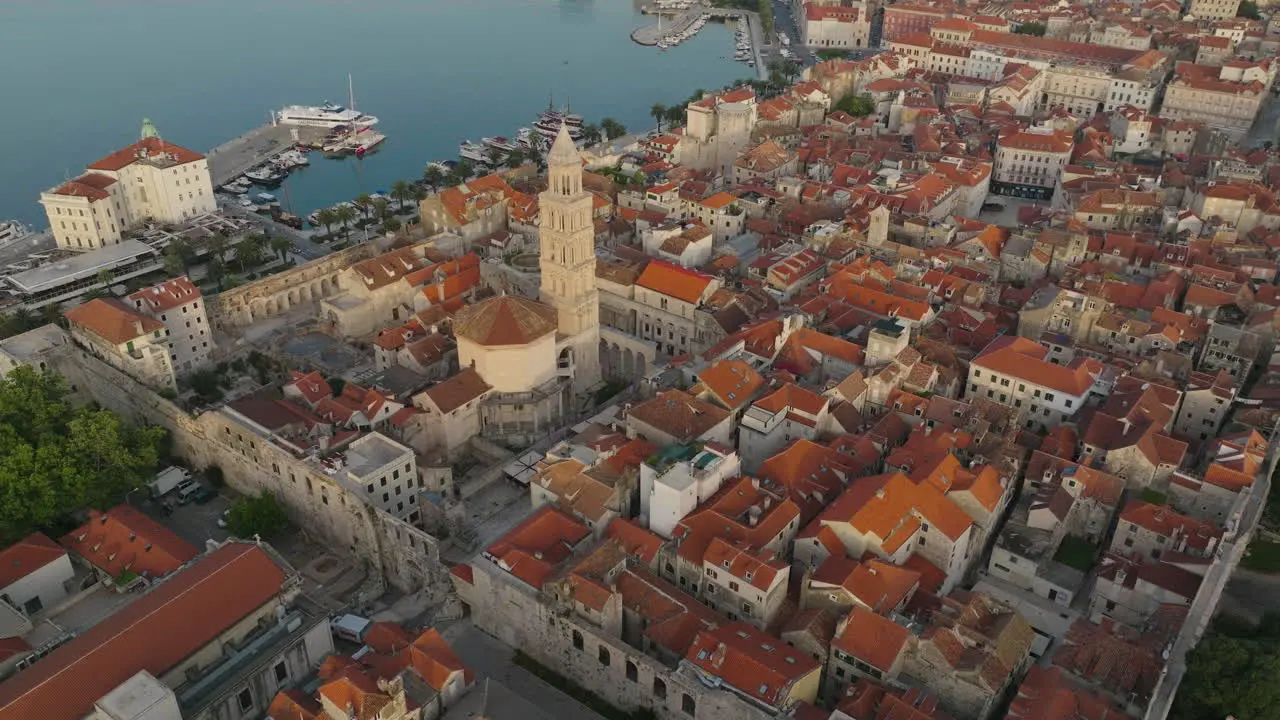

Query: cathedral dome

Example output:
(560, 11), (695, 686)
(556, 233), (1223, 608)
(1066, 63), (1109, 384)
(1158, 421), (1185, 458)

(454, 295), (558, 347)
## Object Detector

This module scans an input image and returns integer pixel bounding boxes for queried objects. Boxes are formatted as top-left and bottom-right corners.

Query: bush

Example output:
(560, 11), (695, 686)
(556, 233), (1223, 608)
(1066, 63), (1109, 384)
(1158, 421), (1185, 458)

(189, 370), (224, 403)
(226, 492), (291, 539)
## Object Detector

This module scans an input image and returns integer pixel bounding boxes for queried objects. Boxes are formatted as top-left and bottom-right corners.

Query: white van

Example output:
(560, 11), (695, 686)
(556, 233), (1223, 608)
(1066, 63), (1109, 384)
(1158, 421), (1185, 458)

(333, 614), (372, 643)
(175, 480), (202, 504)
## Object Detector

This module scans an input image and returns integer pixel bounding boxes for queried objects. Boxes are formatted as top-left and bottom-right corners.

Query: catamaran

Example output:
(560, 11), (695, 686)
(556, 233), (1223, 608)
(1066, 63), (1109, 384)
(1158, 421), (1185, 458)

(275, 75), (378, 129)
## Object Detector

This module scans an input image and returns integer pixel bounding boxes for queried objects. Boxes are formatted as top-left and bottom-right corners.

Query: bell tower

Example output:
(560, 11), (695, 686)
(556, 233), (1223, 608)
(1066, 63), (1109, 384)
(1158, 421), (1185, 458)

(539, 124), (601, 395)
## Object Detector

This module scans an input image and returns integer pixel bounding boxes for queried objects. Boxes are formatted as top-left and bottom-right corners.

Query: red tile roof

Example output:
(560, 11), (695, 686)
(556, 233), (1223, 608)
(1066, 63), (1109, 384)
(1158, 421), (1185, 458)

(832, 607), (909, 672)
(973, 336), (1096, 396)
(0, 533), (66, 590)
(65, 299), (166, 346)
(484, 505), (590, 588)
(453, 295), (558, 346)
(128, 276), (202, 314)
(636, 260), (715, 304)
(87, 137), (205, 171)
(0, 543), (285, 720)
(61, 505), (199, 580)
(685, 622), (818, 710)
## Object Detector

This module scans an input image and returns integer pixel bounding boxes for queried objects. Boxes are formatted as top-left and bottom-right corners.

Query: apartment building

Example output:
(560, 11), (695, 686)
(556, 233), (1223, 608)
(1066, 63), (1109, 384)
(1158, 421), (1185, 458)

(64, 298), (177, 392)
(128, 276), (213, 373)
(39, 124), (215, 251)
(967, 336), (1101, 431)
(1189, 0), (1243, 20)
(1161, 61), (1269, 141)
(1110, 499), (1223, 563)
(640, 444), (742, 538)
(801, 4), (872, 49)
(738, 383), (831, 470)
(340, 433), (419, 521)
(700, 539), (790, 629)
(993, 129), (1074, 200)
(1173, 370), (1236, 441)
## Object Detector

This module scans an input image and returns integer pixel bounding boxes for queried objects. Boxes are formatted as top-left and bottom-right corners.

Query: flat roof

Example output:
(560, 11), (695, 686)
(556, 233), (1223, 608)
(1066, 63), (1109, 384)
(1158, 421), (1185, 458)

(7, 240), (156, 294)
(345, 433), (410, 478)
(0, 324), (68, 362)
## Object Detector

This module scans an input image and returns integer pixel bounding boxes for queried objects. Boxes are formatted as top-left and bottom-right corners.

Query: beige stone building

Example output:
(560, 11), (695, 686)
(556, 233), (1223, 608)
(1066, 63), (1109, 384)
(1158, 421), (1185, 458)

(1161, 61), (1268, 141)
(39, 121), (215, 252)
(800, 4), (872, 49)
(676, 88), (758, 174)
(127, 276), (213, 374)
(1189, 0), (1242, 20)
(993, 128), (1074, 200)
(64, 298), (177, 392)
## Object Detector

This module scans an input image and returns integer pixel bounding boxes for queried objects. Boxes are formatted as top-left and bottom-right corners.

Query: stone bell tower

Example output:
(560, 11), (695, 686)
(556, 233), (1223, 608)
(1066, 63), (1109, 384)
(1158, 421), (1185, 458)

(539, 124), (601, 395)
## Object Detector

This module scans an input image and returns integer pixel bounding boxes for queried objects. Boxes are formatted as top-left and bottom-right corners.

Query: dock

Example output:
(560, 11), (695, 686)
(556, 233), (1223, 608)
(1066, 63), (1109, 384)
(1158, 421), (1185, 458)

(632, 3), (707, 46)
(206, 124), (327, 186)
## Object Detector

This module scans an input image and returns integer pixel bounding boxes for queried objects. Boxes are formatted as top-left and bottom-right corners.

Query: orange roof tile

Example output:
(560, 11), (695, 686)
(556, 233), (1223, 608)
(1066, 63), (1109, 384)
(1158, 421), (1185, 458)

(484, 505), (590, 588)
(87, 137), (205, 171)
(832, 607), (909, 672)
(698, 359), (766, 411)
(0, 533), (66, 589)
(65, 299), (166, 346)
(686, 622), (818, 710)
(128, 276), (202, 314)
(636, 260), (715, 304)
(454, 295), (558, 346)
(61, 505), (199, 579)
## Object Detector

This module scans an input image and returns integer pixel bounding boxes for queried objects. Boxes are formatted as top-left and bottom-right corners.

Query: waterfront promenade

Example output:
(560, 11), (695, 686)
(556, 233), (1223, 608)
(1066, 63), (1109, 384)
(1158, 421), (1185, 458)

(206, 124), (326, 187)
(632, 4), (708, 46)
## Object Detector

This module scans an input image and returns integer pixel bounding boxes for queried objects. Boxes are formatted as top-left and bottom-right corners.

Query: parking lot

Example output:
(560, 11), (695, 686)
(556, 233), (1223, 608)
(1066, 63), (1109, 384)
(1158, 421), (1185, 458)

(132, 480), (233, 549)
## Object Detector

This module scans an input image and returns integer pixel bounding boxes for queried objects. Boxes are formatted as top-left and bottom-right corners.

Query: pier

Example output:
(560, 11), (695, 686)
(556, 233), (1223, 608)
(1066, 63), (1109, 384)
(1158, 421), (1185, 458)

(206, 124), (327, 187)
(632, 3), (707, 46)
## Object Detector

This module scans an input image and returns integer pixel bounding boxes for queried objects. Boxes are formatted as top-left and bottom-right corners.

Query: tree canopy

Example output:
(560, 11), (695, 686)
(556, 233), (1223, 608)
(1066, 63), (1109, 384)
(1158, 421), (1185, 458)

(0, 366), (164, 543)
(836, 93), (876, 117)
(1012, 22), (1046, 36)
(225, 491), (291, 539)
(1171, 614), (1280, 720)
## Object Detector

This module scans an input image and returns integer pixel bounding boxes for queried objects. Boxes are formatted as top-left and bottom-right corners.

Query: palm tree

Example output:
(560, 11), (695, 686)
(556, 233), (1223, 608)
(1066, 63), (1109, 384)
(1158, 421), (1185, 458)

(391, 179), (415, 212)
(333, 205), (359, 237)
(39, 302), (63, 327)
(650, 103), (667, 133)
(600, 117), (626, 140)
(354, 193), (373, 221)
(270, 234), (292, 263)
(665, 106), (684, 130)
(315, 208), (338, 238)
(525, 144), (543, 168)
(208, 233), (228, 265)
(372, 198), (391, 224)
(235, 238), (264, 273)
(422, 165), (445, 190)
(164, 243), (187, 277)
(580, 124), (603, 147)
(11, 308), (37, 332)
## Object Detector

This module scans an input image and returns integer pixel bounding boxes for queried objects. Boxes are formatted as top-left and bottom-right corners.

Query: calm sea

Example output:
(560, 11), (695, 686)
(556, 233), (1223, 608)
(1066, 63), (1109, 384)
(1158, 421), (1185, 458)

(0, 0), (749, 226)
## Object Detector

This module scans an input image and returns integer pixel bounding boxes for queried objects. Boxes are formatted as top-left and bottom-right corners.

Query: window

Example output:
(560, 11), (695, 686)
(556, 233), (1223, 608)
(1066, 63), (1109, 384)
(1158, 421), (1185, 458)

(599, 646), (611, 666)
(626, 660), (638, 682)
(237, 688), (254, 713)
(1044, 393), (1055, 401)
(572, 630), (584, 650)
(274, 661), (288, 683)
(654, 677), (667, 699)
(729, 581), (739, 592)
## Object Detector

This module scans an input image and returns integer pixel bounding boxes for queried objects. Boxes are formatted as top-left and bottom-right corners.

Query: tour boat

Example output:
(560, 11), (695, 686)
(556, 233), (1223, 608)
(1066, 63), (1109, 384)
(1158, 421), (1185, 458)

(256, 193), (277, 204)
(245, 165), (287, 186)
(275, 102), (378, 129)
(532, 117), (584, 141)
(458, 140), (488, 163)
(482, 136), (519, 153)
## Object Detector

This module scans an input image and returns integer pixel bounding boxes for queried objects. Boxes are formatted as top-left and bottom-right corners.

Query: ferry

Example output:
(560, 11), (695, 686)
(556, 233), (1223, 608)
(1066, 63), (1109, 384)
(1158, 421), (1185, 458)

(275, 102), (379, 129)
(532, 116), (584, 142)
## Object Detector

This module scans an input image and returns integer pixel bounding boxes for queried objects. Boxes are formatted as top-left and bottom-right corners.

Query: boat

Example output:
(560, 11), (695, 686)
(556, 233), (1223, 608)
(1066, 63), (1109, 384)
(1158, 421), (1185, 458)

(278, 213), (304, 230)
(245, 165), (287, 186)
(256, 193), (278, 204)
(276, 77), (378, 129)
(459, 140), (488, 163)
(532, 116), (584, 141)
(0, 221), (32, 247)
(483, 136), (519, 153)
(426, 160), (456, 174)
(237, 196), (255, 208)
(306, 211), (322, 227)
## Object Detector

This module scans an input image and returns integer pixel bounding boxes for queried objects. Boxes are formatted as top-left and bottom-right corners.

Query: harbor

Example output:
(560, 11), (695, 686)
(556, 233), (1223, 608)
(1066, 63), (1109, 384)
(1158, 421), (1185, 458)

(633, 4), (768, 81)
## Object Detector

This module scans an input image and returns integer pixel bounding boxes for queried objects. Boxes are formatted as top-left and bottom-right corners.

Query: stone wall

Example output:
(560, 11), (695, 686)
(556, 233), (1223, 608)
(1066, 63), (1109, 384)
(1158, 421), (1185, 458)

(210, 243), (378, 330)
(49, 345), (448, 597)
(461, 561), (774, 720)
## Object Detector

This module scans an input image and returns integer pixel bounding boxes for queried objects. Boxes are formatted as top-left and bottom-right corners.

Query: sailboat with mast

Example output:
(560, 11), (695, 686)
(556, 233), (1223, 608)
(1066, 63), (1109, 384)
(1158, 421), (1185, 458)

(532, 92), (584, 142)
(321, 74), (386, 156)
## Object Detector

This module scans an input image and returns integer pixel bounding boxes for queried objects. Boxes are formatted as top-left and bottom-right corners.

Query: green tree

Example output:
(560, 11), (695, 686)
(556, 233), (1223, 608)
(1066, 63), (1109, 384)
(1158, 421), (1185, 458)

(225, 492), (291, 539)
(205, 258), (227, 291)
(39, 303), (63, 328)
(372, 197), (392, 224)
(816, 49), (848, 61)
(836, 93), (876, 117)
(758, 0), (773, 34)
(422, 165), (445, 190)
(95, 269), (114, 289)
(580, 124), (603, 147)
(1239, 0), (1261, 18)
(315, 208), (338, 238)
(650, 103), (667, 133)
(1172, 630), (1280, 720)
(332, 204), (359, 237)
(234, 235), (265, 272)
(391, 179), (414, 211)
(600, 117), (627, 140)
(208, 233), (228, 264)
(0, 367), (163, 543)
(505, 149), (527, 168)
(485, 147), (505, 167)
(269, 234), (292, 263)
(354, 193), (373, 221)
(664, 106), (685, 130)
(1012, 22), (1046, 36)
(450, 160), (474, 187)
(163, 238), (195, 277)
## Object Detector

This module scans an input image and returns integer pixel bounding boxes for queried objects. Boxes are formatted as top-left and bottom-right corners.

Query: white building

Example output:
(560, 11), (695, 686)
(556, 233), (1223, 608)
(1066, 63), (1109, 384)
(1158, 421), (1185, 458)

(967, 336), (1101, 432)
(993, 128), (1074, 200)
(0, 533), (74, 617)
(640, 445), (742, 538)
(337, 433), (419, 521)
(128, 276), (213, 374)
(64, 298), (177, 392)
(39, 120), (215, 252)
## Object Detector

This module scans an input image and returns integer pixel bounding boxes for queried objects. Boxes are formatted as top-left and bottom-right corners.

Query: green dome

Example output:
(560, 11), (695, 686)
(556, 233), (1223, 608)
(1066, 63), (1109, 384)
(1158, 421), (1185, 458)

(140, 118), (161, 140)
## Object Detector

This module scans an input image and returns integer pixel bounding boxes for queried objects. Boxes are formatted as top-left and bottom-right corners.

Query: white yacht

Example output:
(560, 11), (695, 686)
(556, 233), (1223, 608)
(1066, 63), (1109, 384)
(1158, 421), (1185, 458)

(0, 221), (32, 247)
(275, 102), (379, 129)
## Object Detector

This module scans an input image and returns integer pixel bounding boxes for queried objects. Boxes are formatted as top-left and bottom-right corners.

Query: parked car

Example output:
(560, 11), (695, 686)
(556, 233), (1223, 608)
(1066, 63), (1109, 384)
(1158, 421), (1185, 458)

(192, 485), (218, 505)
(175, 479), (201, 504)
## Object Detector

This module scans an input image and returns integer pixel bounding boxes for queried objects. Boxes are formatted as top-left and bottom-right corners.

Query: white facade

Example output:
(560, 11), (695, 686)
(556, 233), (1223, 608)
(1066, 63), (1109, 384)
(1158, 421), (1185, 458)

(128, 277), (213, 373)
(40, 127), (214, 252)
(0, 550), (73, 617)
(342, 433), (419, 520)
(640, 448), (742, 538)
